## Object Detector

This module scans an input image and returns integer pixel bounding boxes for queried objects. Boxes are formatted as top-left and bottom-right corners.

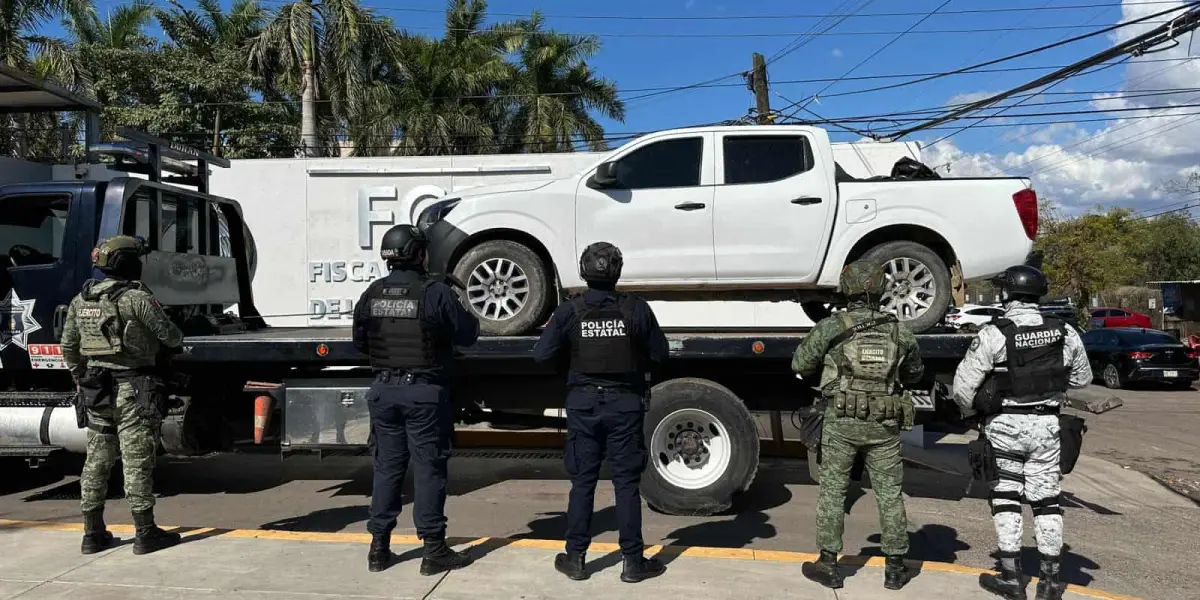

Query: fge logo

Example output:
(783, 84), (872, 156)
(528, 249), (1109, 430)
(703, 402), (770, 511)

(357, 185), (449, 249)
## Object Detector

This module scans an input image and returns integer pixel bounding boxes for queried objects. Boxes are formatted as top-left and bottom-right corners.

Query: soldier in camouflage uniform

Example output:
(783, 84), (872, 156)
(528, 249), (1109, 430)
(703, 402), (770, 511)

(953, 265), (1092, 600)
(60, 236), (185, 556)
(791, 260), (924, 591)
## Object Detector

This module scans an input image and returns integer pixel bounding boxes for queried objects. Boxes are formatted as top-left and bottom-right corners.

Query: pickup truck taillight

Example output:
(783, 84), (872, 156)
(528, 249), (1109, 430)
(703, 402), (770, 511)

(1013, 189), (1038, 240)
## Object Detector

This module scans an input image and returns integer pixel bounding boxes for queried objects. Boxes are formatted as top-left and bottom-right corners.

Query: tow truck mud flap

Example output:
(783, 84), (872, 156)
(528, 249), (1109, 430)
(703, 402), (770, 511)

(641, 378), (760, 516)
(281, 378), (372, 448)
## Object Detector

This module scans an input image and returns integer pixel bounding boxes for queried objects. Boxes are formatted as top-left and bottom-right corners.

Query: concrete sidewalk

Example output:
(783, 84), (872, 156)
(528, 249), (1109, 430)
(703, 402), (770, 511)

(0, 520), (1138, 600)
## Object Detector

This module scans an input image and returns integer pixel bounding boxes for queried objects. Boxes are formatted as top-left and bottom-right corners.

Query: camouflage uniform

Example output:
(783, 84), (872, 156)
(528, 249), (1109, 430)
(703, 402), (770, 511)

(953, 298), (1092, 600)
(60, 236), (184, 555)
(791, 261), (924, 590)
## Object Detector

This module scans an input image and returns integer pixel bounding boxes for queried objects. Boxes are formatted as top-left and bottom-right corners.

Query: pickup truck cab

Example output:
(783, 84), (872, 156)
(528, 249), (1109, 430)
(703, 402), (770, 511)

(418, 124), (1039, 336)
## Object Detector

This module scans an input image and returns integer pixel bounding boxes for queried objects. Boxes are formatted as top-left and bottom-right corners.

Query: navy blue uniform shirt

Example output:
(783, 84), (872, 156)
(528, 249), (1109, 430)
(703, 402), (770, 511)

(533, 288), (669, 394)
(352, 268), (480, 384)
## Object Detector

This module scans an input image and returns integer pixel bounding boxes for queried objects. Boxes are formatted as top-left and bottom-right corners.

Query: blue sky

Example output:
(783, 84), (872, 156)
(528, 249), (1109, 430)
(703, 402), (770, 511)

(49, 1), (1200, 211)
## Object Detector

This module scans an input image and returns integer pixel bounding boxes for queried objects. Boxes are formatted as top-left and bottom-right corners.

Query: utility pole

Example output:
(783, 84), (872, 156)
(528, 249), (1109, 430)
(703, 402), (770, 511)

(751, 53), (771, 124)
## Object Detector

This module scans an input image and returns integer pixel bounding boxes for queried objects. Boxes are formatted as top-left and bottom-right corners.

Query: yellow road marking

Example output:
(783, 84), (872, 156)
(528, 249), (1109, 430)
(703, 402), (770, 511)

(0, 518), (1142, 600)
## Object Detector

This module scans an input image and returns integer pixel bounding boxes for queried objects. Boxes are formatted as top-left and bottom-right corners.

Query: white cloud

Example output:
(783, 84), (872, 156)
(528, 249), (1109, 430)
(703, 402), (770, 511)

(832, 48), (844, 58)
(945, 90), (1002, 106)
(923, 0), (1200, 213)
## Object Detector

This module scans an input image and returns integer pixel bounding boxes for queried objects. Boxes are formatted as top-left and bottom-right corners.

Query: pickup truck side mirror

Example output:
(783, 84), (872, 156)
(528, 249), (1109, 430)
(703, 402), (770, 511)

(53, 304), (68, 340)
(586, 161), (619, 189)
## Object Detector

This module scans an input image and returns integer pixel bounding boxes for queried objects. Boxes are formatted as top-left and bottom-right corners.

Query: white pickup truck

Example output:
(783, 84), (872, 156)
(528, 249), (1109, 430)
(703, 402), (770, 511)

(421, 125), (1037, 336)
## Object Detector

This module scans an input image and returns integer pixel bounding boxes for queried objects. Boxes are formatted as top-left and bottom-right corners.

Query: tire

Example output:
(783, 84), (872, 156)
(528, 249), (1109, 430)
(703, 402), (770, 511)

(801, 301), (833, 324)
(451, 240), (553, 336)
(861, 241), (952, 334)
(641, 378), (760, 516)
(1101, 363), (1125, 389)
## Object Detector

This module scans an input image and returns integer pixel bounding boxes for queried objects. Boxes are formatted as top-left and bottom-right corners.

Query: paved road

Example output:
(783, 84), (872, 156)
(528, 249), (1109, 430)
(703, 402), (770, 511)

(1, 385), (1196, 600)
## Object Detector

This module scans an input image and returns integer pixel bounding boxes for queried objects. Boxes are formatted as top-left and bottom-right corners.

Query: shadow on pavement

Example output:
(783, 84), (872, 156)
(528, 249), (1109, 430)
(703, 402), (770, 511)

(261, 505), (370, 533)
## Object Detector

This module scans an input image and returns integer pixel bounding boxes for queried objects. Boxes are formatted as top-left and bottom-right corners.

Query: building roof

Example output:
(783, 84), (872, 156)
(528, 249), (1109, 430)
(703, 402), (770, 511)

(1147, 280), (1200, 285)
(0, 63), (101, 113)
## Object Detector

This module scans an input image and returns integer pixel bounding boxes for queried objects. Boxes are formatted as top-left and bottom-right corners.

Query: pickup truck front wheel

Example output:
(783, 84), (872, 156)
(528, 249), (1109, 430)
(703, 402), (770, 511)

(452, 240), (552, 336)
(862, 241), (951, 334)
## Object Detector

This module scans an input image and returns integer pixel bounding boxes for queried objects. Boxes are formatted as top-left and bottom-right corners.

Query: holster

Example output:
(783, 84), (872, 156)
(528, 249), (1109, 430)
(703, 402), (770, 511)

(1058, 413), (1087, 474)
(967, 433), (999, 484)
(77, 368), (115, 411)
(116, 370), (168, 421)
(796, 405), (824, 465)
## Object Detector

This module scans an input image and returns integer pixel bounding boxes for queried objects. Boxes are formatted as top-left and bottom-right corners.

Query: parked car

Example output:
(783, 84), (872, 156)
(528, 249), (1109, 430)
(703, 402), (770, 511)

(946, 304), (1003, 331)
(1081, 327), (1199, 390)
(1039, 304), (1082, 332)
(1089, 307), (1153, 329)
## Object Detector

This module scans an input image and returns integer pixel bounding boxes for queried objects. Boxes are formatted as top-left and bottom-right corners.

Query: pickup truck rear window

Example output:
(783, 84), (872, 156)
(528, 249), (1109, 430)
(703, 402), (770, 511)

(723, 135), (813, 184)
(0, 193), (69, 267)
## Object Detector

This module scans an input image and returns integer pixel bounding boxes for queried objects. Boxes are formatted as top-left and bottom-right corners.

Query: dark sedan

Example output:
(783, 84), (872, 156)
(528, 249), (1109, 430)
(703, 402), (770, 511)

(1081, 327), (1199, 390)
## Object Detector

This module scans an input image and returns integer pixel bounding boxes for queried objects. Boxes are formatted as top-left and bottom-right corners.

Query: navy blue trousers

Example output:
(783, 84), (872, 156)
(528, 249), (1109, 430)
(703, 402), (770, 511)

(366, 381), (453, 540)
(564, 388), (648, 557)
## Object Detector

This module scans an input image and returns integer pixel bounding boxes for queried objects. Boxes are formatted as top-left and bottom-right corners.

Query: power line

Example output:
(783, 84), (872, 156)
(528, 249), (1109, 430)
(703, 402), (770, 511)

(252, 0), (1179, 22)
(768, 0), (874, 65)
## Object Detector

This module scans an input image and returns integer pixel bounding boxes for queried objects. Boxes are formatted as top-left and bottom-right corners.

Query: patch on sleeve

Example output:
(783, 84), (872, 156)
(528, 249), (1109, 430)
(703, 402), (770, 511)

(150, 298), (162, 308)
(969, 337), (981, 352)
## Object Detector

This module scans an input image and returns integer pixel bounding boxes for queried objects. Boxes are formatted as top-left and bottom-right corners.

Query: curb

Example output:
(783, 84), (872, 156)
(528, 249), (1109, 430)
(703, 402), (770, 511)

(0, 518), (1140, 600)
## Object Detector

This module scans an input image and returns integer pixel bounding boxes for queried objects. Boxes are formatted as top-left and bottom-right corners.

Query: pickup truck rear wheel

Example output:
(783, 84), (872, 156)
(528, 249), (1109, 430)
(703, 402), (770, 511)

(862, 241), (951, 334)
(452, 240), (552, 336)
(641, 378), (759, 516)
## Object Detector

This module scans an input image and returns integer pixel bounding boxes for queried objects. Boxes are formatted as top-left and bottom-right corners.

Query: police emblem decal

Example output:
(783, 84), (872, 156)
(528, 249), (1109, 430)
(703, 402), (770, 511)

(0, 289), (41, 351)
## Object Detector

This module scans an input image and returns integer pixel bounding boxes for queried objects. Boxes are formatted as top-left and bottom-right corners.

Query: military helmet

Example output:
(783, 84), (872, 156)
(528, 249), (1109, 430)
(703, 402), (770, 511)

(839, 259), (886, 298)
(379, 224), (427, 265)
(579, 241), (623, 284)
(91, 235), (149, 276)
(993, 264), (1048, 302)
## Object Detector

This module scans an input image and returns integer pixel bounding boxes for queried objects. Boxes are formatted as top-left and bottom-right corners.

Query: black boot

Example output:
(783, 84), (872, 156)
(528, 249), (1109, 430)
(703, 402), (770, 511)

(802, 550), (844, 589)
(979, 552), (1028, 600)
(1035, 554), (1066, 600)
(131, 509), (181, 556)
(419, 539), (473, 576)
(554, 551), (588, 581)
(620, 554), (665, 583)
(367, 534), (392, 572)
(80, 510), (115, 555)
(884, 554), (911, 590)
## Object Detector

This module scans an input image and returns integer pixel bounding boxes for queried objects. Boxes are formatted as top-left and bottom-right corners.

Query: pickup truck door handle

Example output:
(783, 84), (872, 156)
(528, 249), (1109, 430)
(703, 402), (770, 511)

(674, 202), (707, 211)
(790, 197), (823, 205)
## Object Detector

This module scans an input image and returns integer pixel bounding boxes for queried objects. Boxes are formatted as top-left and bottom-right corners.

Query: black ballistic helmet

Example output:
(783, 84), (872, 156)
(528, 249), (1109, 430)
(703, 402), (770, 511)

(994, 264), (1049, 302)
(379, 224), (427, 266)
(579, 241), (623, 285)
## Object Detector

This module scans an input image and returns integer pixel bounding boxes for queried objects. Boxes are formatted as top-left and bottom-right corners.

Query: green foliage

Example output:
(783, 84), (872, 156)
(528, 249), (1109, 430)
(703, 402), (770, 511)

(6, 0), (624, 159)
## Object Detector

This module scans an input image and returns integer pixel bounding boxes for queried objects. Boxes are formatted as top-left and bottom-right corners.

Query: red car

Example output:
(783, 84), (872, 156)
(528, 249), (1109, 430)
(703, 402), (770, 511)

(1089, 307), (1153, 329)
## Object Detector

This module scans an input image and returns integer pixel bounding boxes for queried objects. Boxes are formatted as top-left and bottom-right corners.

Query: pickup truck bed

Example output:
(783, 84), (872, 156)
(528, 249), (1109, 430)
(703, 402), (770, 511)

(180, 327), (974, 363)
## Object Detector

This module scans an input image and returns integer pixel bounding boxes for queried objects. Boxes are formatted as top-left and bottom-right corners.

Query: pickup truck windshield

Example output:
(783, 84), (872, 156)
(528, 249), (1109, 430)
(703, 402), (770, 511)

(1, 194), (69, 268)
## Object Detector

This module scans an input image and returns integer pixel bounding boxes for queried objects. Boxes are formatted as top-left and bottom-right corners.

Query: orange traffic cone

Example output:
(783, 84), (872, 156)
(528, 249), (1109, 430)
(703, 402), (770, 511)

(253, 395), (273, 444)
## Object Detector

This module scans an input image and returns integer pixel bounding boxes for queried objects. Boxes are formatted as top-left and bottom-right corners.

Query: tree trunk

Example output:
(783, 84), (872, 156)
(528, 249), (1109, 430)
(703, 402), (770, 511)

(300, 61), (318, 158)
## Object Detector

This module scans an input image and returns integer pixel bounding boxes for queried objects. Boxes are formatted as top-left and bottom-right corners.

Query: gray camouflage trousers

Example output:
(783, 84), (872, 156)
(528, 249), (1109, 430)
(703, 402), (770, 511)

(984, 413), (1063, 556)
(80, 381), (160, 513)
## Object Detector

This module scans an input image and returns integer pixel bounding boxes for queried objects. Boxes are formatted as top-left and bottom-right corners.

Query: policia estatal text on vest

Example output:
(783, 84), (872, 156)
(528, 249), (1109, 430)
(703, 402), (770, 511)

(60, 235), (185, 556)
(952, 265), (1092, 600)
(533, 241), (670, 584)
(352, 224), (480, 574)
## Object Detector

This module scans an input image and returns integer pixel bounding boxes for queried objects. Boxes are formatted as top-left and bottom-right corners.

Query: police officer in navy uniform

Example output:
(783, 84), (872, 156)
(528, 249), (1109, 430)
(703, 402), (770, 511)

(353, 224), (480, 574)
(534, 241), (670, 583)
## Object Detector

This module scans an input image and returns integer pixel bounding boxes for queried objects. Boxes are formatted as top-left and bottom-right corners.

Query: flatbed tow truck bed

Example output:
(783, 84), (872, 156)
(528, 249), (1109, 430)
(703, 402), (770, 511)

(181, 327), (975, 363)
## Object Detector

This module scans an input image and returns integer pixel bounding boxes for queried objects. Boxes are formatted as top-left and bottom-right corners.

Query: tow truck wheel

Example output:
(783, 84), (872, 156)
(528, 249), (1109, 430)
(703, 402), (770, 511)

(642, 378), (759, 516)
(452, 240), (552, 336)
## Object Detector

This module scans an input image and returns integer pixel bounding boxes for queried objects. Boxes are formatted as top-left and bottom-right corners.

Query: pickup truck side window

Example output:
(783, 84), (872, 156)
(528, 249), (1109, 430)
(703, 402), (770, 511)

(612, 137), (703, 189)
(722, 135), (813, 185)
(0, 194), (70, 268)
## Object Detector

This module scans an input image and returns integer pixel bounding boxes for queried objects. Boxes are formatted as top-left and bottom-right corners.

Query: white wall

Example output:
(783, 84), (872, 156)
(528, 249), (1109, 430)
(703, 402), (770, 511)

(209, 142), (919, 329)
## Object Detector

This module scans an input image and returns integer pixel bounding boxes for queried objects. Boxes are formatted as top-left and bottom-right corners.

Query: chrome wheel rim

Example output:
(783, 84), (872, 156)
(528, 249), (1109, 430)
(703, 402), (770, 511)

(465, 258), (529, 321)
(880, 257), (937, 321)
(1104, 364), (1120, 388)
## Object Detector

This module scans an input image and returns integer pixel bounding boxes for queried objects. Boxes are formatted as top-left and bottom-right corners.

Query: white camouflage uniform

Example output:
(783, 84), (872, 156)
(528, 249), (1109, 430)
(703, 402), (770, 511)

(952, 301), (1092, 556)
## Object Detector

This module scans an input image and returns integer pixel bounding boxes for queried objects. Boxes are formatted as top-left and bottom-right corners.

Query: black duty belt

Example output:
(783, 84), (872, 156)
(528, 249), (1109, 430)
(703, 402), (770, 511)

(1001, 404), (1061, 415)
(375, 369), (436, 385)
(572, 384), (636, 395)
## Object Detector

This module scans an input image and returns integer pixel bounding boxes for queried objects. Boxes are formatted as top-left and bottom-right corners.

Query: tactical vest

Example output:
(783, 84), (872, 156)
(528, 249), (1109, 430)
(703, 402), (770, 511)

(568, 294), (638, 374)
(993, 316), (1070, 406)
(363, 279), (441, 369)
(77, 283), (138, 358)
(830, 312), (904, 420)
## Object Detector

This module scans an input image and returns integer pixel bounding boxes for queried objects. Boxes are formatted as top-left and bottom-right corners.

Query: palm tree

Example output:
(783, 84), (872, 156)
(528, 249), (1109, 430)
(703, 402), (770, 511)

(248, 0), (403, 157)
(156, 0), (267, 58)
(0, 0), (94, 85)
(500, 12), (625, 153)
(66, 0), (156, 52)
